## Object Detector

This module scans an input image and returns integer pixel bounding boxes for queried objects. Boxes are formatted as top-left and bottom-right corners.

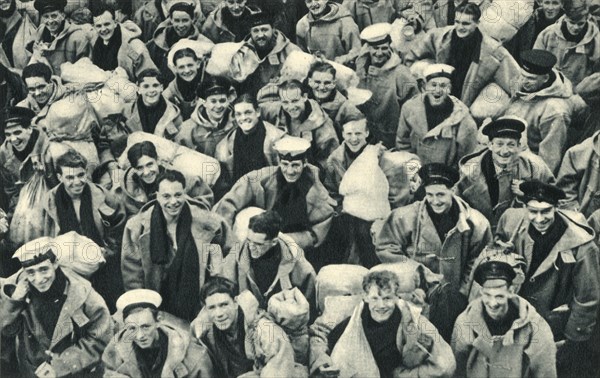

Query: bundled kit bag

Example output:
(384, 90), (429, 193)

(315, 264), (368, 314)
(119, 132), (222, 186)
(268, 288), (310, 365)
(340, 145), (391, 221)
(8, 172), (49, 247)
(478, 0), (535, 42)
(279, 50), (359, 91)
(206, 42), (247, 78)
(379, 151), (421, 209)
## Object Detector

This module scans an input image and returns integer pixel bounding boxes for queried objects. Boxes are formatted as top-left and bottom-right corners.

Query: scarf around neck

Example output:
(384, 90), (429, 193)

(133, 328), (169, 378)
(93, 24), (121, 71)
(56, 183), (103, 245)
(233, 120), (268, 182)
(12, 128), (39, 162)
(150, 201), (201, 321)
(272, 168), (312, 233)
(137, 95), (167, 134)
(176, 73), (201, 102)
(30, 267), (68, 339)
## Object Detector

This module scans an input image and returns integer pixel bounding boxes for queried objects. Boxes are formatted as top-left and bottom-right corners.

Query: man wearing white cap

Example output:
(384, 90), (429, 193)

(103, 289), (215, 377)
(215, 135), (335, 267)
(0, 239), (113, 377)
(405, 3), (519, 108)
(396, 63), (477, 168)
(355, 22), (419, 148)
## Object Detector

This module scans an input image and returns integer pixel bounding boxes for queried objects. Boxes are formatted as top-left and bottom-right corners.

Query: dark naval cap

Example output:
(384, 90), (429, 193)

(418, 163), (459, 188)
(520, 180), (566, 205)
(34, 0), (67, 14)
(520, 50), (557, 75)
(2, 106), (35, 128)
(248, 12), (273, 28)
(474, 260), (517, 287)
(482, 117), (526, 140)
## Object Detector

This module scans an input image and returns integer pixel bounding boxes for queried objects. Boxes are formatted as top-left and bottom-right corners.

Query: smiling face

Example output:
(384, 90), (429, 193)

(58, 166), (87, 198)
(308, 71), (336, 101)
(425, 77), (452, 107)
(481, 284), (512, 321)
(541, 0), (562, 19)
(225, 0), (246, 17)
(205, 292), (239, 331)
(124, 309), (160, 350)
(520, 69), (549, 92)
(527, 200), (556, 233)
(25, 76), (54, 107)
(564, 16), (587, 35)
(171, 10), (194, 37)
(134, 155), (160, 185)
(157, 179), (185, 219)
(306, 0), (328, 16)
(5, 125), (33, 152)
(488, 137), (520, 168)
(279, 159), (306, 183)
(342, 120), (369, 153)
(425, 184), (454, 214)
(205, 93), (230, 122)
(250, 24), (274, 50)
(363, 285), (397, 323)
(454, 12), (478, 39)
(368, 42), (392, 67)
(174, 56), (200, 82)
(0, 0), (13, 12)
(138, 76), (164, 106)
(247, 229), (278, 259)
(93, 11), (117, 42)
(41, 10), (65, 34)
(24, 259), (58, 293)
(279, 88), (307, 120)
(234, 102), (260, 133)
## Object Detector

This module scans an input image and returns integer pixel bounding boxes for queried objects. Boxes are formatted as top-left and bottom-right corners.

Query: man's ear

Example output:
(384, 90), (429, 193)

(228, 88), (237, 103)
(508, 284), (518, 294)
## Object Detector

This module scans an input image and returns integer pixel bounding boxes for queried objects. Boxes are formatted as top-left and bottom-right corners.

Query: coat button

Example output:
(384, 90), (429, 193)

(530, 278), (535, 282)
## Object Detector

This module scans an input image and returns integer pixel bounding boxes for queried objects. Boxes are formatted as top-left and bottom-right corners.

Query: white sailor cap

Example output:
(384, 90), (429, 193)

(360, 23), (392, 45)
(274, 136), (311, 161)
(13, 237), (56, 267)
(117, 289), (162, 319)
(423, 64), (455, 81)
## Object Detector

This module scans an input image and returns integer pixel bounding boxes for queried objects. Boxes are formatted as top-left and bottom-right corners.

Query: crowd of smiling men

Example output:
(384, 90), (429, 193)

(0, 0), (599, 376)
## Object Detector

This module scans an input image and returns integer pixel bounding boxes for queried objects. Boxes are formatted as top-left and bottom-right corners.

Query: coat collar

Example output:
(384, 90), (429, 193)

(35, 20), (81, 48)
(276, 98), (328, 132)
(235, 233), (303, 296)
(514, 210), (595, 278)
(418, 195), (473, 234)
(242, 29), (294, 58)
(551, 15), (600, 48)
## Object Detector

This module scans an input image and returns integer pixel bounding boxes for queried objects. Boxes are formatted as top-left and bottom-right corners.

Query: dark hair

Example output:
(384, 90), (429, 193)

(362, 270), (400, 295)
(308, 61), (337, 79)
(200, 276), (238, 304)
(455, 2), (482, 22)
(248, 211), (282, 239)
(173, 47), (198, 66)
(22, 63), (52, 83)
(137, 68), (164, 85)
(91, 2), (115, 20)
(278, 79), (308, 95)
(56, 149), (88, 174)
(156, 169), (186, 189)
(232, 93), (259, 110)
(127, 141), (158, 167)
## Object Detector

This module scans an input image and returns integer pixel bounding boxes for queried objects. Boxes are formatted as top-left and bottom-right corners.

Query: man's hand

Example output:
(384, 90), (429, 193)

(511, 179), (524, 196)
(35, 362), (56, 378)
(0, 214), (8, 235)
(317, 363), (340, 377)
(12, 275), (30, 301)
